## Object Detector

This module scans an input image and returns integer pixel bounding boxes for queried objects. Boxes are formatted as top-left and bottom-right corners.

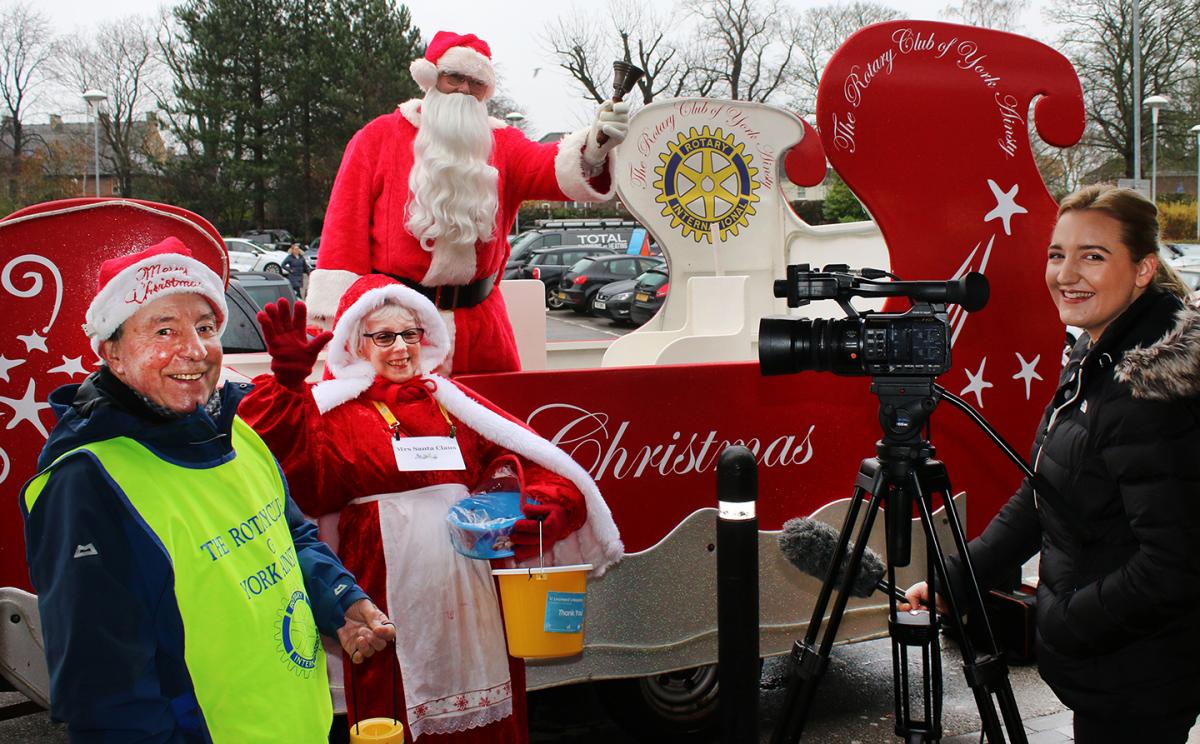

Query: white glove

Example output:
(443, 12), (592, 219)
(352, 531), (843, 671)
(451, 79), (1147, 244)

(583, 100), (631, 169)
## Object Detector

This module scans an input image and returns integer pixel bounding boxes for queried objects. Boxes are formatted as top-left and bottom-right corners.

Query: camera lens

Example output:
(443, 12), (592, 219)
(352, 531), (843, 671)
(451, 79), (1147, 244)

(759, 317), (866, 376)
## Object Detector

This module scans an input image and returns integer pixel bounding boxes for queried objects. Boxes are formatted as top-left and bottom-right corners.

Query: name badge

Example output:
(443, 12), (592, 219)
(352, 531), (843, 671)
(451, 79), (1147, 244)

(391, 436), (466, 471)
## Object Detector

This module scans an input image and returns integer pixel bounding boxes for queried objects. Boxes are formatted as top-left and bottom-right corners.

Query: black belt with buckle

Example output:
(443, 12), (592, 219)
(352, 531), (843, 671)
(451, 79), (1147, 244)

(387, 273), (496, 310)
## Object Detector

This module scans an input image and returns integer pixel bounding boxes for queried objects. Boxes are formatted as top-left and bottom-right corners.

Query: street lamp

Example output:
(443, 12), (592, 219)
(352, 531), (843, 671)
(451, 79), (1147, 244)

(82, 89), (107, 197)
(1190, 124), (1200, 239)
(1144, 94), (1169, 201)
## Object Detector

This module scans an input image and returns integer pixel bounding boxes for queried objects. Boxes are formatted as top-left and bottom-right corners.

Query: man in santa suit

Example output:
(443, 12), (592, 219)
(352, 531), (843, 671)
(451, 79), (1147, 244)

(308, 30), (630, 374)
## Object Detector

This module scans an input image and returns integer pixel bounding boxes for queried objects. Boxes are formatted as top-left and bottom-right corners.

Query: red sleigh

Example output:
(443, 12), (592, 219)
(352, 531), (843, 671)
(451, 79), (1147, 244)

(0, 20), (1082, 723)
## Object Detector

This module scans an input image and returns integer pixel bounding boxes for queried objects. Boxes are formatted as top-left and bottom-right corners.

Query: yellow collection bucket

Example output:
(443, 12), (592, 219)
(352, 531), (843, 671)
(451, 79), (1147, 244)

(491, 564), (593, 658)
(348, 717), (404, 743)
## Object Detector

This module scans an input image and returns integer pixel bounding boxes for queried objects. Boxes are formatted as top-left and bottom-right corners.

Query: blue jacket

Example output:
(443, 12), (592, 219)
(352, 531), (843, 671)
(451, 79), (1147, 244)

(20, 368), (368, 743)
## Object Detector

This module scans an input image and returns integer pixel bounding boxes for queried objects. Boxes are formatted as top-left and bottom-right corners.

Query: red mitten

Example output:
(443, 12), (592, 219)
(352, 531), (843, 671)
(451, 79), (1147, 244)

(510, 502), (570, 562)
(256, 299), (333, 391)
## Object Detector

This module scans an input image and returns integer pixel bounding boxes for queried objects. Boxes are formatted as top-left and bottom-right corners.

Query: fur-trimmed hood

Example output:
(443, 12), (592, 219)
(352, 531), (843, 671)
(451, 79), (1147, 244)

(1115, 305), (1200, 401)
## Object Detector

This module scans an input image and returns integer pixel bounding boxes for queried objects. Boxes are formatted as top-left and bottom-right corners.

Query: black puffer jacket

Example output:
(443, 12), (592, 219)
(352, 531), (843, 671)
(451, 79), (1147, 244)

(954, 287), (1200, 717)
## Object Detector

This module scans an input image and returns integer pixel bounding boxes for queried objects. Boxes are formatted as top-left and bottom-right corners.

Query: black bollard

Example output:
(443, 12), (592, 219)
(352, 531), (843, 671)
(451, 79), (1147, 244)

(717, 445), (759, 744)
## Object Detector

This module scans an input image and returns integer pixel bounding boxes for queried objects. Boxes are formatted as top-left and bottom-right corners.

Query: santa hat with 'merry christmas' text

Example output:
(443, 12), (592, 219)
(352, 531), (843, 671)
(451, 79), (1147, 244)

(409, 30), (496, 101)
(83, 237), (228, 356)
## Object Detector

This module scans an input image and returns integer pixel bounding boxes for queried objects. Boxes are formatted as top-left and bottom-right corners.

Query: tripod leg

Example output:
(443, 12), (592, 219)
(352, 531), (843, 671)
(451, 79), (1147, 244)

(909, 474), (1027, 744)
(771, 482), (887, 744)
(934, 481), (1029, 743)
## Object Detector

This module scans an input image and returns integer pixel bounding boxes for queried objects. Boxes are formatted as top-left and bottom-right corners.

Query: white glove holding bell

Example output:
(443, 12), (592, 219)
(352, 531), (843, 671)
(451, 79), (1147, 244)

(582, 100), (631, 171)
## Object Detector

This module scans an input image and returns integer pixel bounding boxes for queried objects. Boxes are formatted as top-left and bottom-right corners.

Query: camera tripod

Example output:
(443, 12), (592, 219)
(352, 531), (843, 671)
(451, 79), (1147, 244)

(771, 377), (1027, 744)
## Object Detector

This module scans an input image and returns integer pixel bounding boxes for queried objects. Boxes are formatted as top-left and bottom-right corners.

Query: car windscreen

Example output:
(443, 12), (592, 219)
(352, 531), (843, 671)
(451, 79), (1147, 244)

(509, 232), (540, 261)
(568, 258), (595, 274)
(637, 271), (669, 289)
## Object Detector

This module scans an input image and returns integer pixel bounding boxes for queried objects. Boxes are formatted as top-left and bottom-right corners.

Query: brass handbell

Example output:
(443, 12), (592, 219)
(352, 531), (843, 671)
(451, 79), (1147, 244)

(596, 60), (645, 145)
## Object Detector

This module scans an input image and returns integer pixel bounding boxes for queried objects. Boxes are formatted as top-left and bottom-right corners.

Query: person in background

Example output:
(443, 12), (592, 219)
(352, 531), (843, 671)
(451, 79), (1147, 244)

(239, 275), (622, 743)
(21, 238), (394, 743)
(283, 242), (310, 299)
(308, 30), (629, 375)
(902, 185), (1200, 743)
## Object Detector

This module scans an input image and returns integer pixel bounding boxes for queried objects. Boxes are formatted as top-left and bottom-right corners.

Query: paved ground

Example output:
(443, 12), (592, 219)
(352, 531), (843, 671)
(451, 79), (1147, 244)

(544, 307), (636, 342)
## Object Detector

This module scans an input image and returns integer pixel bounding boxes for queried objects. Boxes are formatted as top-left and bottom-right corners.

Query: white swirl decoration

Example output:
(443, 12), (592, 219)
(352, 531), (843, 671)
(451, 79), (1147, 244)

(3, 254), (64, 333)
(0, 447), (9, 486)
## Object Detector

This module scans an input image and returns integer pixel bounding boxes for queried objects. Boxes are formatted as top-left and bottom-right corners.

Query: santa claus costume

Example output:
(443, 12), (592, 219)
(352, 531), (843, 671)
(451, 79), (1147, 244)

(309, 31), (623, 375)
(239, 274), (622, 743)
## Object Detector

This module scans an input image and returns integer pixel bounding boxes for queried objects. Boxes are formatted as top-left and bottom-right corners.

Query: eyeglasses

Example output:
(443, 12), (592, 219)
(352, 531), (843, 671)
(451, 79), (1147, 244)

(438, 71), (487, 91)
(361, 328), (425, 348)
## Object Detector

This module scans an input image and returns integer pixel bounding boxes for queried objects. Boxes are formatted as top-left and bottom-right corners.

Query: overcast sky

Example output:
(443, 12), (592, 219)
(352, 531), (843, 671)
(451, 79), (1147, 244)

(38, 0), (1049, 137)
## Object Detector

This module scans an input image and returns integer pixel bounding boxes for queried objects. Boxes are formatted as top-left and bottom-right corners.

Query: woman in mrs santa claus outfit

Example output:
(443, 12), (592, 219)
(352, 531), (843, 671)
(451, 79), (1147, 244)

(239, 274), (622, 743)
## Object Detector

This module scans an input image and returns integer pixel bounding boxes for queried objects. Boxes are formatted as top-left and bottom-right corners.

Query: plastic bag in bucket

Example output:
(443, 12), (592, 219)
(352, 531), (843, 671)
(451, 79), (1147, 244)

(446, 491), (525, 559)
(446, 462), (533, 559)
(491, 564), (592, 658)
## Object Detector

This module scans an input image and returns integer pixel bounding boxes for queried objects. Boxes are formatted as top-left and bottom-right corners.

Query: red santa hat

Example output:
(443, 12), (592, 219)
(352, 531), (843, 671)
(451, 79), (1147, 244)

(409, 30), (496, 100)
(311, 274), (451, 412)
(83, 237), (228, 355)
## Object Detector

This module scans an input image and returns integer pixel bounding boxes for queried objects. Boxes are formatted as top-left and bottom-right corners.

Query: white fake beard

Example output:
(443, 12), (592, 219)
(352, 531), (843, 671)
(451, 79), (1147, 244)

(406, 88), (499, 285)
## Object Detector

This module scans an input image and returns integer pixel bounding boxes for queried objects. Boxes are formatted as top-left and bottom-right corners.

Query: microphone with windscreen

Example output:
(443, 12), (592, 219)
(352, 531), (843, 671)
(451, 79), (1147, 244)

(778, 517), (908, 603)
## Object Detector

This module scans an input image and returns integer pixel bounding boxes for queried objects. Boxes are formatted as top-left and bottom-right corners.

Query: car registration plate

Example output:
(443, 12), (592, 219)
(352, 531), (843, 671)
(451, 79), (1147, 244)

(558, 292), (568, 300)
(635, 292), (650, 302)
(593, 300), (606, 309)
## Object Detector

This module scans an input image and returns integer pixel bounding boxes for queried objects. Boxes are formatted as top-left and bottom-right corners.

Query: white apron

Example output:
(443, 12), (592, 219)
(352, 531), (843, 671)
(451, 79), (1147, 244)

(349, 484), (513, 738)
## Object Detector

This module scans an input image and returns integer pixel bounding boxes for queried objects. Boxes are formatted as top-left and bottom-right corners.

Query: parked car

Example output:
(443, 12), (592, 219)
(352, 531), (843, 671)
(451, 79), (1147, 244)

(230, 270), (296, 310)
(629, 266), (670, 325)
(305, 236), (321, 269)
(520, 245), (622, 308)
(240, 228), (299, 249)
(557, 254), (665, 315)
(592, 278), (639, 324)
(1165, 243), (1200, 261)
(224, 237), (289, 275)
(504, 219), (645, 278)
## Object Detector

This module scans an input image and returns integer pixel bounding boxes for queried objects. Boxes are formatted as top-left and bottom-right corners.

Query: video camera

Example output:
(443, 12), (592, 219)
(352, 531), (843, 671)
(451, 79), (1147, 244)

(758, 264), (989, 377)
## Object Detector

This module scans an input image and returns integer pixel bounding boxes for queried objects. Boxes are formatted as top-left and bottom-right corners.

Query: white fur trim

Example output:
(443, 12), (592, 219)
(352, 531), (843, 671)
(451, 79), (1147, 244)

(311, 284), (450, 413)
(84, 253), (228, 355)
(430, 375), (624, 576)
(439, 310), (456, 376)
(554, 128), (615, 202)
(305, 268), (360, 329)
(410, 58), (438, 92)
(398, 98), (505, 130)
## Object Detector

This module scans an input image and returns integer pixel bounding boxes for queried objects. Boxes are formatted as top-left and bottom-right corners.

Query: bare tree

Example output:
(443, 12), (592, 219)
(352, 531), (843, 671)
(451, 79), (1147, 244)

(1048, 0), (1200, 178)
(682, 0), (800, 103)
(792, 1), (904, 113)
(0, 1), (57, 204)
(543, 0), (689, 105)
(59, 16), (164, 197)
(942, 0), (1029, 31)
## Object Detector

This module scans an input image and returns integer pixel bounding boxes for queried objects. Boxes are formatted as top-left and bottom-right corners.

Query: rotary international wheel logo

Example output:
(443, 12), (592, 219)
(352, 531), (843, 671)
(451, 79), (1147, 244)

(653, 126), (760, 244)
(276, 590), (320, 677)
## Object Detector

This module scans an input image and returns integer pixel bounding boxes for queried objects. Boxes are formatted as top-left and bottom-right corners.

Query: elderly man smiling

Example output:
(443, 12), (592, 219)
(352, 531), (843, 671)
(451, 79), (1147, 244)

(20, 238), (393, 743)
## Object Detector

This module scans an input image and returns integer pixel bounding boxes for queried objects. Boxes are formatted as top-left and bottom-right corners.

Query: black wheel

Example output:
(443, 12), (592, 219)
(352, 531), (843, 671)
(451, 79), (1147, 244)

(585, 289), (605, 316)
(595, 664), (719, 742)
(263, 263), (282, 275)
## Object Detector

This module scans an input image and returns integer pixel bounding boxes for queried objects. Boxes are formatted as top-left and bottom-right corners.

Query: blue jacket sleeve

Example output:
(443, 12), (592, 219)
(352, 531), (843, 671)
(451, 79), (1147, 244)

(22, 455), (194, 743)
(281, 489), (369, 637)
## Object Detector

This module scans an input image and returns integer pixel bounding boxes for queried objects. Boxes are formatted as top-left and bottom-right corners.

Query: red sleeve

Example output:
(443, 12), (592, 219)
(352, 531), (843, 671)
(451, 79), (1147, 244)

(318, 126), (381, 276)
(451, 380), (588, 534)
(497, 128), (611, 204)
(239, 374), (354, 517)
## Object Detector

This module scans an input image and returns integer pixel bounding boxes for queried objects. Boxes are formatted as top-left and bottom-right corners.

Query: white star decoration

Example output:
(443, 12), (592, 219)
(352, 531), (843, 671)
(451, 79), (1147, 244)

(983, 179), (1028, 236)
(16, 331), (49, 354)
(47, 356), (89, 378)
(1012, 352), (1043, 400)
(960, 357), (994, 408)
(0, 379), (52, 438)
(0, 355), (25, 383)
